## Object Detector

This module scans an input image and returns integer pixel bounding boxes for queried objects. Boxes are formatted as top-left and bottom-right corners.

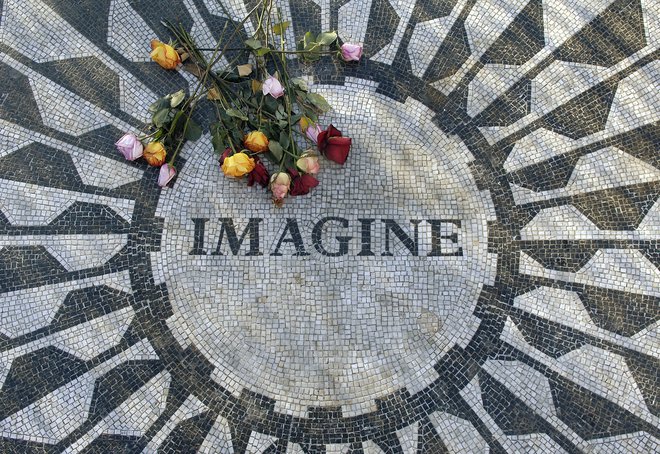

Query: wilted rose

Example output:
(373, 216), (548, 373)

(296, 153), (320, 174)
(115, 133), (143, 161)
(222, 152), (255, 177)
(341, 43), (363, 62)
(317, 124), (352, 165)
(270, 172), (291, 204)
(290, 173), (319, 196)
(262, 75), (285, 98)
(143, 141), (167, 166)
(244, 131), (269, 153)
(150, 40), (181, 70)
(158, 163), (176, 187)
(247, 156), (270, 187)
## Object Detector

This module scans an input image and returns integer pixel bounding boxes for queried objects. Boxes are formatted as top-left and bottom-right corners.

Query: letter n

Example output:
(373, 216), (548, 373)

(382, 219), (421, 256)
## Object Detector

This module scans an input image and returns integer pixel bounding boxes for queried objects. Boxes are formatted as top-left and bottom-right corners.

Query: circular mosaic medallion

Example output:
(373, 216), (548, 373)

(153, 81), (497, 412)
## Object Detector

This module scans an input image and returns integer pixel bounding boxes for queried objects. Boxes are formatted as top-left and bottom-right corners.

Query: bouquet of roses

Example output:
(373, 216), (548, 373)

(115, 0), (362, 206)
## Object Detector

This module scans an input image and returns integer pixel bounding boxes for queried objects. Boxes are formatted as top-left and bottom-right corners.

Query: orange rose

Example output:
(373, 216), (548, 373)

(150, 40), (181, 70)
(244, 131), (269, 153)
(143, 142), (167, 166)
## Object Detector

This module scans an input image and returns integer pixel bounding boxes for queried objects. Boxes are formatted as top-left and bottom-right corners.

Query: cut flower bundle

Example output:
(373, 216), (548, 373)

(115, 0), (361, 206)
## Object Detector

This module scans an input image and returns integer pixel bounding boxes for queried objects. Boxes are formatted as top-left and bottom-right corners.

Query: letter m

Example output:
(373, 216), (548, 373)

(212, 218), (262, 256)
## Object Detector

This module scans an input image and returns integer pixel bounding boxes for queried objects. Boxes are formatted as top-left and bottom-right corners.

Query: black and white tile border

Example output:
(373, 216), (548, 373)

(0, 0), (657, 452)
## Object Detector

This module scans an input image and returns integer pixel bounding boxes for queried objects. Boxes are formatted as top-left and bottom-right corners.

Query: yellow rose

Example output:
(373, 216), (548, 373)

(243, 131), (269, 153)
(143, 141), (167, 166)
(222, 152), (255, 177)
(150, 40), (181, 70)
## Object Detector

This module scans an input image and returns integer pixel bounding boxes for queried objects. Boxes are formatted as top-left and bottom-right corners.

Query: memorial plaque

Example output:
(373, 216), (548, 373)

(0, 0), (658, 452)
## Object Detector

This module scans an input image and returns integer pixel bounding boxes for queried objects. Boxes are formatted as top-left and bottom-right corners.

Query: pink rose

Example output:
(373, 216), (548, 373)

(296, 153), (320, 175)
(262, 75), (285, 99)
(341, 43), (363, 62)
(115, 133), (143, 161)
(270, 172), (291, 205)
(306, 124), (322, 143)
(158, 163), (177, 187)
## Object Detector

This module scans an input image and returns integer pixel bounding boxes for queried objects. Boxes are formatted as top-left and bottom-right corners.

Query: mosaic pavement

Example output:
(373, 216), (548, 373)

(0, 0), (658, 452)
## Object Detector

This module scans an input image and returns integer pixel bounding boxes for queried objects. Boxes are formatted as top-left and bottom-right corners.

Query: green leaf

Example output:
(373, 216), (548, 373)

(152, 108), (170, 127)
(149, 97), (169, 113)
(291, 78), (309, 92)
(307, 93), (331, 112)
(245, 38), (262, 49)
(277, 119), (288, 128)
(184, 120), (202, 141)
(254, 47), (271, 57)
(303, 31), (315, 49)
(275, 104), (286, 120)
(272, 21), (290, 36)
(211, 125), (227, 154)
(268, 140), (284, 162)
(279, 131), (290, 150)
(226, 108), (248, 121)
(263, 96), (279, 113)
(316, 31), (337, 46)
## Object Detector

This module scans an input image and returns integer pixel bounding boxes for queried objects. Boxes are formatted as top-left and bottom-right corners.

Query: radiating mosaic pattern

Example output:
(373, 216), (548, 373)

(0, 0), (658, 453)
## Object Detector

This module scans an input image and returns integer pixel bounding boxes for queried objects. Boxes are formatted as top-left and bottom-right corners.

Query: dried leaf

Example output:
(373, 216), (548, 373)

(237, 64), (253, 77)
(207, 87), (222, 100)
(251, 79), (263, 93)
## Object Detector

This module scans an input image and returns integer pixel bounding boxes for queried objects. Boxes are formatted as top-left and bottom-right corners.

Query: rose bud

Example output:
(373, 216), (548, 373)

(247, 156), (270, 187)
(296, 152), (320, 175)
(157, 163), (176, 187)
(290, 173), (319, 196)
(306, 124), (322, 143)
(270, 172), (291, 204)
(221, 152), (255, 178)
(143, 141), (167, 166)
(317, 124), (352, 165)
(262, 75), (285, 99)
(244, 131), (269, 153)
(341, 43), (363, 62)
(115, 133), (143, 161)
(150, 40), (181, 70)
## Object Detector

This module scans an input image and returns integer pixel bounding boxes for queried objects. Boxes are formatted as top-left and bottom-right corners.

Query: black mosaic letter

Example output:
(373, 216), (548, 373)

(271, 218), (310, 256)
(312, 217), (352, 257)
(190, 218), (210, 255)
(357, 218), (376, 256)
(212, 218), (263, 256)
(382, 220), (421, 256)
(428, 220), (463, 257)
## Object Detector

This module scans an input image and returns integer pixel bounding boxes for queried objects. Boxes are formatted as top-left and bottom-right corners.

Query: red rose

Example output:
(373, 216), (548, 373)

(317, 124), (351, 165)
(247, 156), (270, 188)
(289, 168), (319, 196)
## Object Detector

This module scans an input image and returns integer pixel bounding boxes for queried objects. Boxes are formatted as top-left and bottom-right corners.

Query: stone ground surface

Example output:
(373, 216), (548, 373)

(0, 0), (658, 453)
